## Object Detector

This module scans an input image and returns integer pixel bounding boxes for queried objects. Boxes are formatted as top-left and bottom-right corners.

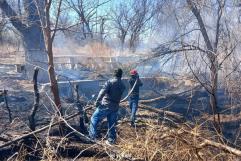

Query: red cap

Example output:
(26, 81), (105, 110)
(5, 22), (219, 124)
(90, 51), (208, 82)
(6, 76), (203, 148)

(130, 69), (138, 75)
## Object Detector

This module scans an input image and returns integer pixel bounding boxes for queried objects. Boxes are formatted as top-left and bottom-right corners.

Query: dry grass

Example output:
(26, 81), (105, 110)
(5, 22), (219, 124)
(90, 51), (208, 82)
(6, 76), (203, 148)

(71, 109), (240, 161)
(0, 44), (24, 64)
(53, 41), (114, 57)
(2, 106), (241, 161)
(115, 119), (239, 161)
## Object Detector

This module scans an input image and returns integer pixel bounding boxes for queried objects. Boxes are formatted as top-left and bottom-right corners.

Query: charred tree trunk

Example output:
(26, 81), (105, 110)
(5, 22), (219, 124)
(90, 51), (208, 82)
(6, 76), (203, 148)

(75, 85), (88, 133)
(28, 67), (40, 131)
(3, 89), (12, 123)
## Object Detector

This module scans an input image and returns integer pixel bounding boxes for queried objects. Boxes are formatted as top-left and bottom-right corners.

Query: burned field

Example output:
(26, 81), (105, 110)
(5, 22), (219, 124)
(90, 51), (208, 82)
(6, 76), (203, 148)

(0, 72), (241, 161)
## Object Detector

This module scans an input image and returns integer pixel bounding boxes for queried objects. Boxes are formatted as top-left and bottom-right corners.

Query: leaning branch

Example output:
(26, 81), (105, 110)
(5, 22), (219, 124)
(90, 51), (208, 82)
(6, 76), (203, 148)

(199, 139), (241, 156)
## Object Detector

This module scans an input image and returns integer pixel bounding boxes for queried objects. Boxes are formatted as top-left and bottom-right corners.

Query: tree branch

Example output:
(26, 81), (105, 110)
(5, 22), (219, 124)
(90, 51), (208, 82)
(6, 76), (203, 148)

(51, 0), (63, 43)
(214, 0), (225, 52)
(186, 0), (213, 53)
(0, 0), (26, 33)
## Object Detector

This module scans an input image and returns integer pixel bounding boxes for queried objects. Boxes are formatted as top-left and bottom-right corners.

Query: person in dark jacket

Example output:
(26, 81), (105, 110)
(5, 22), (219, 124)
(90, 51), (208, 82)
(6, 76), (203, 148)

(89, 68), (125, 144)
(129, 69), (143, 127)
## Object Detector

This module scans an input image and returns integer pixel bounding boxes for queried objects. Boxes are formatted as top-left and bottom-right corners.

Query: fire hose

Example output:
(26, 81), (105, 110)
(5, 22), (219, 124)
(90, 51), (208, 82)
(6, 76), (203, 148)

(120, 78), (138, 102)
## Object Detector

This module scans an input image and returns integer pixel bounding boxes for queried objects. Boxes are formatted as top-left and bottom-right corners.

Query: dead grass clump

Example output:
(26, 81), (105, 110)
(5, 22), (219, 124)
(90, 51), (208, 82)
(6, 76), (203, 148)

(115, 120), (240, 161)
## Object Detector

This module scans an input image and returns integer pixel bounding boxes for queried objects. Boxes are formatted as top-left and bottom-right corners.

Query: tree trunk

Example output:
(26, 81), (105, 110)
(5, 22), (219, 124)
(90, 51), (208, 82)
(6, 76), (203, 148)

(22, 0), (48, 82)
(0, 0), (48, 82)
(120, 33), (126, 51)
(186, 0), (220, 128)
(85, 21), (93, 39)
(42, 0), (62, 113)
(28, 67), (40, 131)
(3, 89), (12, 123)
(22, 28), (48, 83)
(44, 27), (61, 112)
(75, 85), (88, 133)
(210, 59), (221, 132)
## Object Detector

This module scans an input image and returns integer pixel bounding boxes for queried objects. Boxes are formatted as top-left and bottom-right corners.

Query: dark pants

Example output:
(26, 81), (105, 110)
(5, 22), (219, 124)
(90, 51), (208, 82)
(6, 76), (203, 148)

(89, 106), (118, 143)
(129, 97), (139, 125)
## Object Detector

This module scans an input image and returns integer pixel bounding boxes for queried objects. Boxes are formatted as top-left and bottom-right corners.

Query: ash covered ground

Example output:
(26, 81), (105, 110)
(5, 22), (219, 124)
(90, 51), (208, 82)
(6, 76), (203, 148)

(0, 66), (241, 161)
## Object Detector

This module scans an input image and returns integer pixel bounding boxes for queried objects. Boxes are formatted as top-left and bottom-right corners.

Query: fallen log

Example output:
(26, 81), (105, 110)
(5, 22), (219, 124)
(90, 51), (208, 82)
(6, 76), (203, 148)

(139, 95), (166, 103)
(140, 103), (182, 118)
(138, 85), (201, 104)
(121, 102), (185, 122)
(199, 139), (241, 156)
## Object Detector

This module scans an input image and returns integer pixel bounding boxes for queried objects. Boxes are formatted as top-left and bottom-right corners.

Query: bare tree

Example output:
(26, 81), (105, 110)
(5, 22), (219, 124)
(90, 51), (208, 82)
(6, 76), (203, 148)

(185, 0), (228, 129)
(66, 0), (110, 41)
(111, 0), (156, 52)
(111, 2), (131, 50)
(67, 0), (93, 39)
(152, 0), (239, 131)
(128, 0), (155, 52)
